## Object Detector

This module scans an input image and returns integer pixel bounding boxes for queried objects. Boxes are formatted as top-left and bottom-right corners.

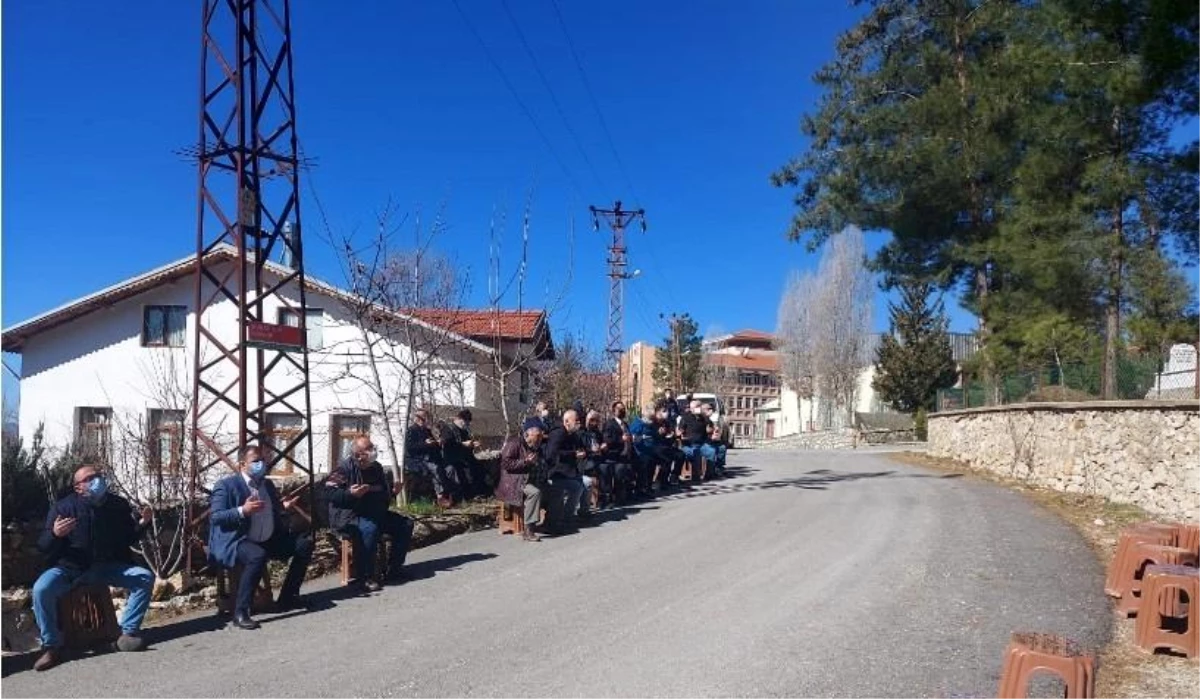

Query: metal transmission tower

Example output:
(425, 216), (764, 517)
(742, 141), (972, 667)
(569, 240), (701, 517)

(188, 0), (316, 544)
(590, 201), (646, 394)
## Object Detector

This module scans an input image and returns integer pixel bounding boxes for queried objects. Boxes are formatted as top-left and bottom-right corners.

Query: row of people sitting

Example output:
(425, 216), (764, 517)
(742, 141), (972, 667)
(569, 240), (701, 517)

(27, 397), (729, 670)
(401, 408), (490, 507)
(495, 397), (730, 541)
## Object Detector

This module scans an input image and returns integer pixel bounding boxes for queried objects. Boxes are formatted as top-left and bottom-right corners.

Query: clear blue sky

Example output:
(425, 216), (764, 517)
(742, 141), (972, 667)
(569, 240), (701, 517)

(3, 0), (982, 408)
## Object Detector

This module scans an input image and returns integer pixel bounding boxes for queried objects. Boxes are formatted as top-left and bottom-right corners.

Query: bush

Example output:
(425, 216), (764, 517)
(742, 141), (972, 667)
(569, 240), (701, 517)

(914, 408), (928, 442)
(1, 425), (74, 524)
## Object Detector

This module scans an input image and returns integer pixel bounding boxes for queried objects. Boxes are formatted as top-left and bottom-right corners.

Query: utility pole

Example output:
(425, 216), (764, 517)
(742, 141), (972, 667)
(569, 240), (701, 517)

(187, 0), (316, 569)
(660, 312), (683, 393)
(591, 200), (646, 398)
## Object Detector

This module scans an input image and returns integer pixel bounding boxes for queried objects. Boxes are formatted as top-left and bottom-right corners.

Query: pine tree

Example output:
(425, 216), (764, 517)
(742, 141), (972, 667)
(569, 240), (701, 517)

(873, 281), (959, 413)
(651, 314), (704, 392)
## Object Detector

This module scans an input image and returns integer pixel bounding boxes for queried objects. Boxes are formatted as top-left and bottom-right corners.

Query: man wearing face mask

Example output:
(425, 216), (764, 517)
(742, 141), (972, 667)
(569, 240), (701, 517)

(208, 446), (314, 630)
(326, 436), (414, 591)
(31, 466), (155, 671)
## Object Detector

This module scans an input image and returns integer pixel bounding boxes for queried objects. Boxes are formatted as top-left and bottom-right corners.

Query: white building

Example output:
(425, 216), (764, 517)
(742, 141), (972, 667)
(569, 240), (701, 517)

(2, 245), (553, 485)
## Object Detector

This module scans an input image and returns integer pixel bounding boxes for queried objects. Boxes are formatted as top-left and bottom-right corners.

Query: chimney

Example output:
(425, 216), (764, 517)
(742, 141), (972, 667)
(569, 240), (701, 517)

(280, 221), (295, 269)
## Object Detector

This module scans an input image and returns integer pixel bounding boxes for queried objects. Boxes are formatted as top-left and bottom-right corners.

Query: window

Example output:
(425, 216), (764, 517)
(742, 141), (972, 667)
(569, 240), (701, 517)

(279, 307), (324, 350)
(76, 407), (112, 463)
(147, 409), (184, 473)
(265, 413), (305, 475)
(330, 414), (371, 466)
(142, 306), (187, 347)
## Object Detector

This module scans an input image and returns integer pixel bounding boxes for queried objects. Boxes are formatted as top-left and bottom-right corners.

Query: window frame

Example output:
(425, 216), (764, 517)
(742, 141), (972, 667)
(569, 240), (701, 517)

(141, 305), (187, 348)
(76, 406), (113, 464)
(329, 414), (371, 468)
(265, 413), (305, 475)
(147, 408), (185, 474)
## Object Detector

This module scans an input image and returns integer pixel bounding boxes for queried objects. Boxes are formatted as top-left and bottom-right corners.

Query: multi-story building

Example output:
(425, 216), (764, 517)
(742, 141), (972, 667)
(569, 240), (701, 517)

(700, 330), (781, 441)
(618, 341), (660, 410)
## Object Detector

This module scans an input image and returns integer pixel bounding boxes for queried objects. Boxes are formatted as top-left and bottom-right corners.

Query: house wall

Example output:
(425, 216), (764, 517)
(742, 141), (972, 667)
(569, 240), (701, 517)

(17, 262), (498, 489)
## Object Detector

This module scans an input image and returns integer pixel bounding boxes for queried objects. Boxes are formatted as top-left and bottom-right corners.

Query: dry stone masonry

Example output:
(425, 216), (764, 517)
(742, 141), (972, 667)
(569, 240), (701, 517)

(928, 401), (1199, 522)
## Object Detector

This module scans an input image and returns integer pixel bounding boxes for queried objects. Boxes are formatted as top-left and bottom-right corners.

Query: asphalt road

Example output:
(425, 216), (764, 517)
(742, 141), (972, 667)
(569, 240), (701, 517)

(3, 448), (1110, 698)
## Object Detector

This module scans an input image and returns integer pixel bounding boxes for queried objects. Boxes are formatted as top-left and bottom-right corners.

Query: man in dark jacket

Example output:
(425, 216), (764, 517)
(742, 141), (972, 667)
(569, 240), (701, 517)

(442, 409), (484, 500)
(602, 401), (639, 502)
(208, 446), (314, 630)
(496, 424), (547, 541)
(542, 409), (587, 533)
(326, 436), (415, 591)
(32, 465), (155, 671)
(404, 409), (455, 507)
(678, 399), (716, 483)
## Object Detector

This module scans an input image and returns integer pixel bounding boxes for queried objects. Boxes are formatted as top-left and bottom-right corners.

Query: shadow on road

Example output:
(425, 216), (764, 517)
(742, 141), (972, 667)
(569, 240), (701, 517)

(404, 552), (498, 582)
(653, 468), (915, 502)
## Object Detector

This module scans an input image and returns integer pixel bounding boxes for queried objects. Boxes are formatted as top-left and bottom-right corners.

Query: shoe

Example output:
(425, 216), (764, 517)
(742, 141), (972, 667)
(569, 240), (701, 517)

(273, 596), (310, 613)
(34, 648), (62, 672)
(364, 580), (383, 593)
(383, 571), (409, 585)
(436, 495), (453, 509)
(115, 634), (146, 652)
(521, 529), (542, 542)
(232, 613), (260, 630)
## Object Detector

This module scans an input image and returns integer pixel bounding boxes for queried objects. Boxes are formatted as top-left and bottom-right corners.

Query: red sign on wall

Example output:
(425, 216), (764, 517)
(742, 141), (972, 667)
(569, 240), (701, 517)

(246, 321), (303, 352)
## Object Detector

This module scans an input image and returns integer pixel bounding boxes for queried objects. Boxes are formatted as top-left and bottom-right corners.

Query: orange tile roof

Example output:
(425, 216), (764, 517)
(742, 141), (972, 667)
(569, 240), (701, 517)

(407, 309), (555, 359)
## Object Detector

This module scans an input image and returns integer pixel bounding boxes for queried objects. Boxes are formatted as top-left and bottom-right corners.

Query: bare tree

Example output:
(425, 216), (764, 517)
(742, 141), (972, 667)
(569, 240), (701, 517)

(478, 196), (572, 437)
(775, 226), (874, 430)
(322, 202), (474, 505)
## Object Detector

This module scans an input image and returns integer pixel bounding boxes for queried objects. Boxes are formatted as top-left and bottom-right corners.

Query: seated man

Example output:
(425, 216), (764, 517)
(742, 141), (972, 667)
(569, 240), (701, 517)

(32, 465), (155, 671)
(543, 409), (587, 533)
(653, 406), (687, 487)
(580, 410), (607, 511)
(602, 401), (638, 502)
(496, 423), (547, 541)
(209, 446), (314, 630)
(630, 405), (667, 492)
(326, 436), (415, 592)
(678, 400), (717, 484)
(442, 409), (486, 500)
(701, 403), (728, 478)
(404, 409), (456, 508)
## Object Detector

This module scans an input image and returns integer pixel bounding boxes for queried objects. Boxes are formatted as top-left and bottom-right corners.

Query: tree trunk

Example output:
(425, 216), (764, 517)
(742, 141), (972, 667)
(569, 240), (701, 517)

(358, 325), (407, 506)
(1102, 211), (1123, 399)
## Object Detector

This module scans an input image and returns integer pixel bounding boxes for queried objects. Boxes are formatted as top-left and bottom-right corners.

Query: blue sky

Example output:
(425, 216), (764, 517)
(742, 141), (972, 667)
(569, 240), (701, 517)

(3, 0), (981, 410)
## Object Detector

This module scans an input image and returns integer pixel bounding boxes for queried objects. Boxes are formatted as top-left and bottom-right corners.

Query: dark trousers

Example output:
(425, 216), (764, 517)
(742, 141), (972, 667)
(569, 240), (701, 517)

(451, 459), (485, 499)
(234, 530), (314, 615)
(651, 445), (685, 483)
(345, 512), (414, 581)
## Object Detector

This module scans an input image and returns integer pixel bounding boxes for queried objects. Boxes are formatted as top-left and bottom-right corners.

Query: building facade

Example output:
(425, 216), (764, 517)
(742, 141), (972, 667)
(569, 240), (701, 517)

(2, 246), (552, 492)
(701, 330), (781, 441)
(618, 341), (660, 411)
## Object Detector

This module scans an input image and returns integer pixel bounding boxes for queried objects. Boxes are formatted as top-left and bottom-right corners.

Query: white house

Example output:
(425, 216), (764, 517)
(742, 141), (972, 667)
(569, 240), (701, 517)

(2, 245), (554, 486)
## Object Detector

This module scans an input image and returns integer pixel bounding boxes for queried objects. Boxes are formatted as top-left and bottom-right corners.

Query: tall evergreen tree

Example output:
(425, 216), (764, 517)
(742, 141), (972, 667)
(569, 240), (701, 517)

(651, 314), (704, 392)
(873, 281), (959, 413)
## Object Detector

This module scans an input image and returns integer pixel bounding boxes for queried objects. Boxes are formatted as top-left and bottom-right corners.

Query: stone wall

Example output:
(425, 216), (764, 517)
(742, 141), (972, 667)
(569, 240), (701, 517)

(928, 400), (1199, 522)
(747, 430), (858, 451)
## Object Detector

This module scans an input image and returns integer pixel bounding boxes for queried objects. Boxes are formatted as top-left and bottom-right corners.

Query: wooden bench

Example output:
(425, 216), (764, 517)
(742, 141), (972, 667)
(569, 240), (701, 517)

(497, 503), (547, 535)
(59, 584), (120, 650)
(215, 565), (274, 615)
(337, 535), (391, 585)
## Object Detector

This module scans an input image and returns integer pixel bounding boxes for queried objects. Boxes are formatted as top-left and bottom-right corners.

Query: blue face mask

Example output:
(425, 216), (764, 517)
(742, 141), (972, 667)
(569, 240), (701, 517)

(85, 475), (108, 501)
(249, 460), (269, 480)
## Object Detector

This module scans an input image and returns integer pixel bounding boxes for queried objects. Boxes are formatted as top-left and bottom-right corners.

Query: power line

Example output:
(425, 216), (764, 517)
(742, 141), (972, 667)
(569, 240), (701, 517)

(500, 0), (607, 197)
(548, 0), (640, 205)
(452, 0), (587, 200)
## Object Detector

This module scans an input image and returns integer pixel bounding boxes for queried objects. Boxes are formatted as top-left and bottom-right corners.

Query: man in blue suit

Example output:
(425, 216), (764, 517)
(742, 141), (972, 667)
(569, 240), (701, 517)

(208, 446), (314, 630)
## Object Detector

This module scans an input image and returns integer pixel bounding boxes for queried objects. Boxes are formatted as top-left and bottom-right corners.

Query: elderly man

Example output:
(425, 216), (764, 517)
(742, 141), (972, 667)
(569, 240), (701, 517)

(209, 446), (314, 630)
(543, 408), (587, 533)
(327, 436), (415, 591)
(404, 409), (456, 508)
(678, 400), (717, 484)
(496, 423), (547, 541)
(602, 401), (638, 502)
(443, 409), (485, 500)
(31, 465), (155, 671)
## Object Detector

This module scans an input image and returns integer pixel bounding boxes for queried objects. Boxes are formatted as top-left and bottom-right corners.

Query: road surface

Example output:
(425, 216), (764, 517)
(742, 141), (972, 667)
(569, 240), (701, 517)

(3, 448), (1110, 697)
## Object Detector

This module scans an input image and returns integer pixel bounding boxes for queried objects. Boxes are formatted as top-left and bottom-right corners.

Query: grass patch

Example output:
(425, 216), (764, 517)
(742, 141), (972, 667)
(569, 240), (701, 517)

(885, 451), (1197, 698)
(394, 498), (441, 517)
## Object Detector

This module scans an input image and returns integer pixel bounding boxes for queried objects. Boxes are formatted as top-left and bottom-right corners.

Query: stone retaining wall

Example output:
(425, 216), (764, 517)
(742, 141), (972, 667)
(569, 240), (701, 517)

(747, 430), (858, 451)
(928, 401), (1200, 522)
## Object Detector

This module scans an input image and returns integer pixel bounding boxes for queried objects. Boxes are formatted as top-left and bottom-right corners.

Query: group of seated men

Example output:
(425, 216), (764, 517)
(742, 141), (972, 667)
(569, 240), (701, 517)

(30, 437), (415, 671)
(401, 408), (490, 508)
(494, 390), (730, 541)
(26, 391), (729, 671)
